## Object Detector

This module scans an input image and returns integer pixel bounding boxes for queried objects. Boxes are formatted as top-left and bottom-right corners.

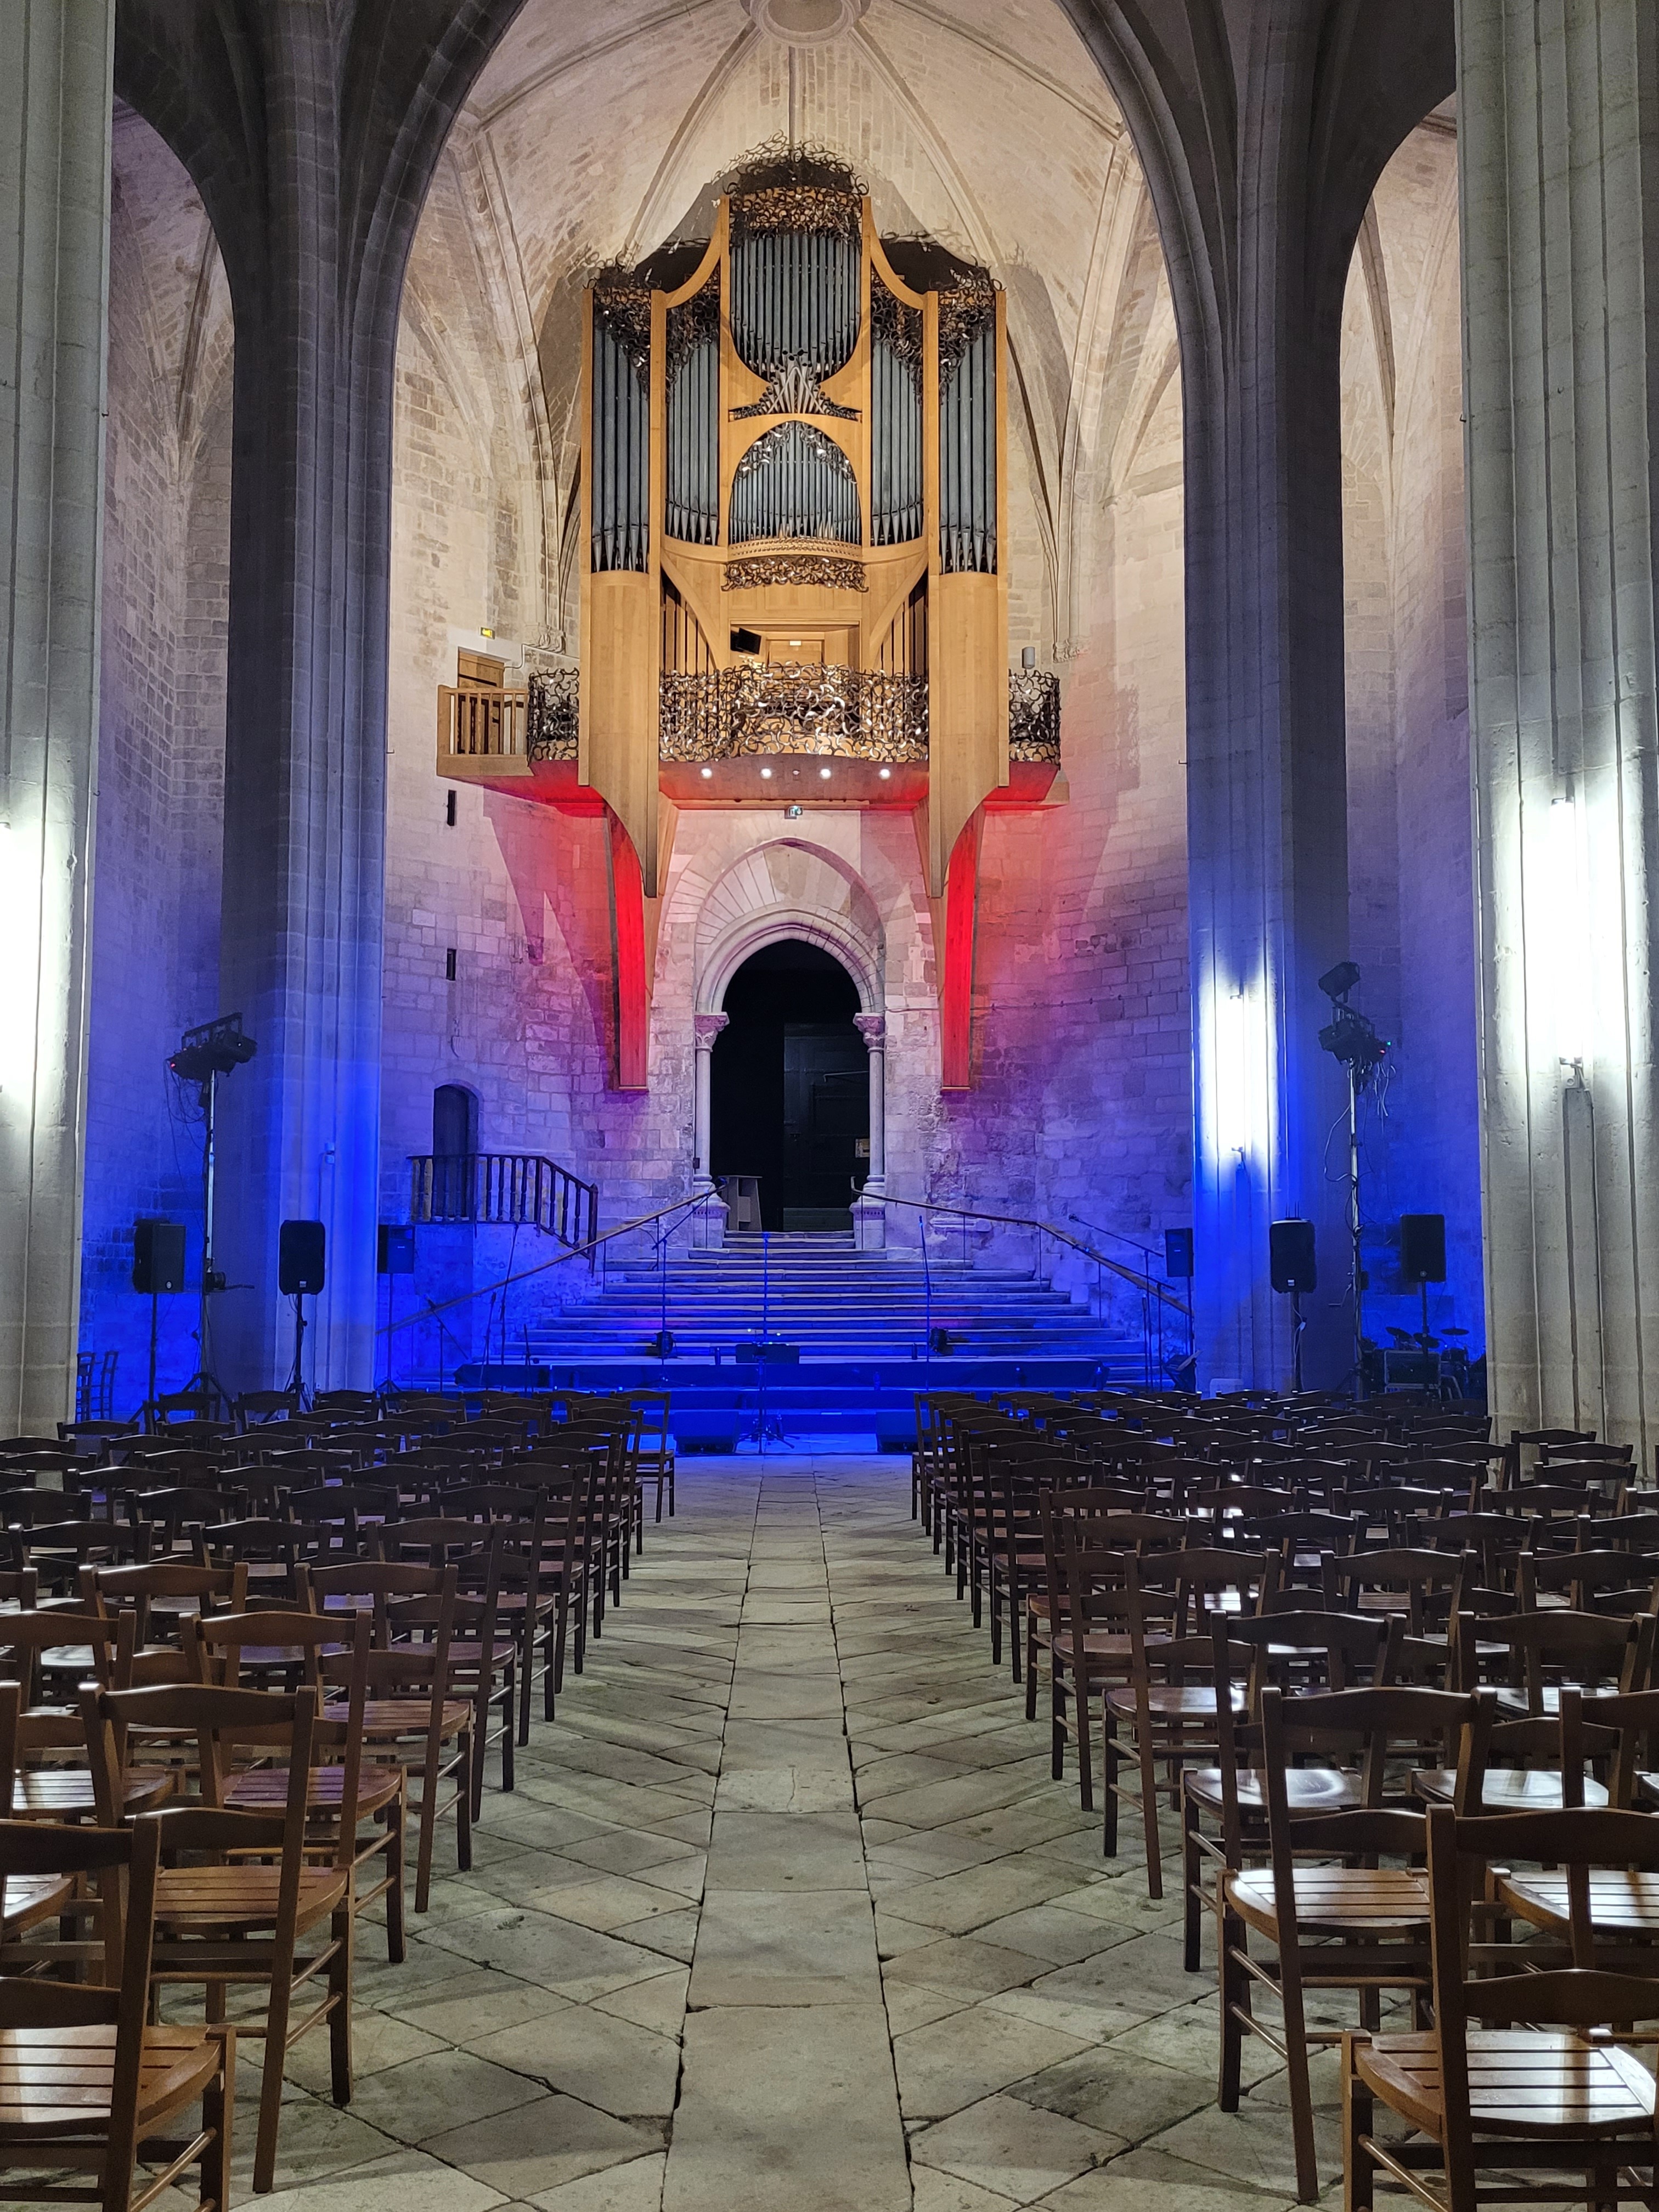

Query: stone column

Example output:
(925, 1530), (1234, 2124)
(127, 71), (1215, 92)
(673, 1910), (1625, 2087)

(115, 0), (521, 1395)
(1458, 0), (1659, 1447)
(0, 1), (115, 1432)
(692, 1013), (729, 1192)
(854, 1014), (886, 1191)
(854, 1012), (887, 1251)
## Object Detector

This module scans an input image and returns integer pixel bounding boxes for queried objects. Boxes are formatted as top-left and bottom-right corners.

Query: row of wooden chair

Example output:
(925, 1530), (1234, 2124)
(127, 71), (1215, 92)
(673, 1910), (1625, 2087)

(909, 1388), (1659, 2210)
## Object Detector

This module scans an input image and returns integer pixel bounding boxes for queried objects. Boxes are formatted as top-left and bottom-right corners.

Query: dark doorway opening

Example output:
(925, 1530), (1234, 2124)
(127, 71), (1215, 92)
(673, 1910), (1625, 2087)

(710, 941), (869, 1231)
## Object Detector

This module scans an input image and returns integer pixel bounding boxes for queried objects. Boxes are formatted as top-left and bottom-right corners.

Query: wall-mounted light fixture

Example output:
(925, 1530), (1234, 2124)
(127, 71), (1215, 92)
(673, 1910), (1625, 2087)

(1546, 788), (1592, 1074)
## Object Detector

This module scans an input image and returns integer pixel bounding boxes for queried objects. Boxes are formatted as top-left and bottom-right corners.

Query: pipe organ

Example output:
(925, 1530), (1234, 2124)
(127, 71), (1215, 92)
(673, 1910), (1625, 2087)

(442, 150), (1062, 1092)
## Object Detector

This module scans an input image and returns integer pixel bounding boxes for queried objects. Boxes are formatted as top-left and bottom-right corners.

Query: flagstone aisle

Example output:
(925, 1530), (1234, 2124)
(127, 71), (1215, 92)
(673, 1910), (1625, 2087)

(246, 1460), (1333, 2211)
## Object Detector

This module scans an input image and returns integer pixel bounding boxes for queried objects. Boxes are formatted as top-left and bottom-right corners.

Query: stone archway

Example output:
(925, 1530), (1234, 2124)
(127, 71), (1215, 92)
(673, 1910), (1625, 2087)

(687, 842), (888, 1220)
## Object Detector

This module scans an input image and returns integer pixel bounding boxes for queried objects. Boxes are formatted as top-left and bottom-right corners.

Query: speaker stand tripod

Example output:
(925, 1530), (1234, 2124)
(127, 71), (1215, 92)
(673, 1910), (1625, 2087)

(284, 1293), (309, 1408)
(1290, 1288), (1305, 1395)
(146, 1290), (160, 1428)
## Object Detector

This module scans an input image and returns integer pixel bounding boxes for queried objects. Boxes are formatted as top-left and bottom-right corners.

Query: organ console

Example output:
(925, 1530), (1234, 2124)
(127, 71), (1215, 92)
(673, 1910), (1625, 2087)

(438, 147), (1063, 1091)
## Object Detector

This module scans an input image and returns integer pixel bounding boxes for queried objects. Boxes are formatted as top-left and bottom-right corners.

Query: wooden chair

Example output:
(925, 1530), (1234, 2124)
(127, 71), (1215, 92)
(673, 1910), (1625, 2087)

(1103, 1547), (1279, 1898)
(0, 1814), (235, 2211)
(1345, 1804), (1659, 2212)
(1180, 1607), (1402, 1971)
(299, 1560), (472, 1911)
(630, 1391), (675, 1529)
(190, 1606), (407, 1967)
(81, 1681), (352, 2194)
(1221, 1684), (1492, 2202)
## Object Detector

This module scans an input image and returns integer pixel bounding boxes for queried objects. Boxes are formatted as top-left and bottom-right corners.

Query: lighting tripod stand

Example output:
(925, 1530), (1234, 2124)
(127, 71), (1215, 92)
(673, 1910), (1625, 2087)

(168, 1013), (257, 1410)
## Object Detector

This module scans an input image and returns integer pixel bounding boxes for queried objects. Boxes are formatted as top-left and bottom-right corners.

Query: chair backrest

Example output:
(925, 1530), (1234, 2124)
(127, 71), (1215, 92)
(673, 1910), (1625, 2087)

(1423, 1801), (1659, 2204)
(83, 1679), (317, 1869)
(82, 1559), (249, 1646)
(1464, 1607), (1653, 1709)
(0, 1607), (135, 1701)
(0, 1791), (163, 2038)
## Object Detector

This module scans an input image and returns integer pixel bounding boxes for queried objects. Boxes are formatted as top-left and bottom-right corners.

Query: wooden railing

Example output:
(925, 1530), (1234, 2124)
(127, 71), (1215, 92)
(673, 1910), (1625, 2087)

(437, 686), (531, 763)
(409, 1153), (599, 1263)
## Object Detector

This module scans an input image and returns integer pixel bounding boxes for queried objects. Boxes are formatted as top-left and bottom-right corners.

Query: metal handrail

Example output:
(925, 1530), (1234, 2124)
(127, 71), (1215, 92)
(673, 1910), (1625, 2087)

(873, 1194), (1192, 1319)
(409, 1153), (599, 1262)
(377, 1192), (704, 1342)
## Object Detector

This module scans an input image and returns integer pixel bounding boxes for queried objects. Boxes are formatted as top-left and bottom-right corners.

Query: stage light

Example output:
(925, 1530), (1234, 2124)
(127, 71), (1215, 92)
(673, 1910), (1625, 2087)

(1546, 791), (1591, 1070)
(819, 766), (832, 780)
(759, 766), (772, 780)
(699, 766), (713, 780)
(1201, 970), (1272, 1181)
(878, 767), (891, 780)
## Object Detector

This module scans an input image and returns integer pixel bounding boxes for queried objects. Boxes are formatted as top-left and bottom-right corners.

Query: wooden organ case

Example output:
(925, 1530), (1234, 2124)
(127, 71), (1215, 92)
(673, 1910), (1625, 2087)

(440, 151), (1063, 1091)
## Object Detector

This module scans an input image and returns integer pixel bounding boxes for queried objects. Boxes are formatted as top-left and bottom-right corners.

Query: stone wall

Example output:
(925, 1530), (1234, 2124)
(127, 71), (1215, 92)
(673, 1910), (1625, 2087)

(78, 110), (231, 1415)
(1340, 119), (1483, 1367)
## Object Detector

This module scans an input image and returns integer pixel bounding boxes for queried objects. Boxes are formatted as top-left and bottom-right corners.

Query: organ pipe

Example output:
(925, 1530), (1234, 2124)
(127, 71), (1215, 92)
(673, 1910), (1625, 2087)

(731, 230), (860, 377)
(729, 421), (861, 546)
(590, 306), (648, 572)
(667, 286), (719, 544)
(939, 318), (997, 574)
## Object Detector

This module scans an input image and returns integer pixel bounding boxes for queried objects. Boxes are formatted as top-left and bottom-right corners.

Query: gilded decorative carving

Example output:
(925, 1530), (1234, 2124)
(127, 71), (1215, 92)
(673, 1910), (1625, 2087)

(722, 550), (867, 592)
(871, 278), (923, 382)
(938, 271), (998, 376)
(732, 358), (859, 421)
(1008, 667), (1062, 764)
(659, 664), (927, 764)
(724, 143), (866, 238)
(590, 274), (652, 382)
(527, 668), (579, 761)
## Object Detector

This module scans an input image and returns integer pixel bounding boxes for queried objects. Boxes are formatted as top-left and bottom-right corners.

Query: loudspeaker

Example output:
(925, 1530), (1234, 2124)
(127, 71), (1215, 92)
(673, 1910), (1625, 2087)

(1164, 1228), (1194, 1280)
(132, 1219), (186, 1295)
(1400, 1212), (1446, 1285)
(278, 1219), (326, 1297)
(377, 1224), (415, 1276)
(1269, 1218), (1317, 1295)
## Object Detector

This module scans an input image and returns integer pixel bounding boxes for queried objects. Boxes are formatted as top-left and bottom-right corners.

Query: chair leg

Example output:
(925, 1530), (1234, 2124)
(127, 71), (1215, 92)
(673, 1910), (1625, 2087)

(1051, 1659), (1068, 1780)
(1075, 1673), (1095, 1814)
(1102, 1703), (1119, 1857)
(1278, 1961), (1321, 2203)
(1217, 1898), (1247, 2110)
(456, 1726), (474, 1874)
(1341, 2034), (1373, 2212)
(1136, 1723), (1162, 1897)
(328, 1908), (354, 2107)
(1025, 1616), (1040, 1721)
(383, 1787), (407, 1965)
(1181, 1793), (1203, 1972)
(253, 1969), (295, 2193)
(414, 1770), (437, 1915)
(1009, 1585), (1023, 1685)
(199, 2028), (235, 2212)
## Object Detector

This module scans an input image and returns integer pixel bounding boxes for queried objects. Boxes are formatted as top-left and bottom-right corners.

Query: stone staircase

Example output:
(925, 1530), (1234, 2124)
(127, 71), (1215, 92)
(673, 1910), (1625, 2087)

(499, 1236), (1150, 1448)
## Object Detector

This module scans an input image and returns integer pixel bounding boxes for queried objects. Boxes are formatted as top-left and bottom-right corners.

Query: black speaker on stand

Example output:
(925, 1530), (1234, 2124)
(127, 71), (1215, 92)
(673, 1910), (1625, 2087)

(279, 1220), (325, 1405)
(1400, 1212), (1446, 1352)
(1269, 1218), (1317, 1393)
(132, 1220), (187, 1428)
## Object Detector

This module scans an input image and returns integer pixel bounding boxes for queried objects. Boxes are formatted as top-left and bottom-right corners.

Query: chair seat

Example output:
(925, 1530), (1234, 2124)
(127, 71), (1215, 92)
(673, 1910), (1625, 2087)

(0, 1874), (77, 1935)
(0, 2022), (222, 2138)
(10, 1768), (173, 1819)
(1052, 1631), (1136, 1666)
(225, 1764), (403, 1819)
(331, 1699), (472, 1739)
(1412, 1767), (1609, 1811)
(1184, 1766), (1362, 1816)
(155, 1863), (347, 1932)
(1227, 1864), (1429, 1938)
(1357, 2028), (1657, 2138)
(1498, 1868), (1659, 1937)
(447, 1638), (520, 1667)
(1105, 1683), (1246, 1722)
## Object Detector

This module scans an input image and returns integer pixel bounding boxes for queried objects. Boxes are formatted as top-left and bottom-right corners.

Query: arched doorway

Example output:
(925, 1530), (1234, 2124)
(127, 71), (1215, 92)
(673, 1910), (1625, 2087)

(710, 940), (870, 1231)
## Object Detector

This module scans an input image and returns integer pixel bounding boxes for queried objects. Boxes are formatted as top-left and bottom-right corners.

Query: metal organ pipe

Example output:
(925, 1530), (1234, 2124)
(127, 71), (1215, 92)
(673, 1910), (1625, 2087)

(667, 290), (719, 545)
(940, 319), (996, 574)
(591, 308), (648, 571)
(729, 421), (860, 545)
(731, 230), (859, 375)
(872, 328), (922, 546)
